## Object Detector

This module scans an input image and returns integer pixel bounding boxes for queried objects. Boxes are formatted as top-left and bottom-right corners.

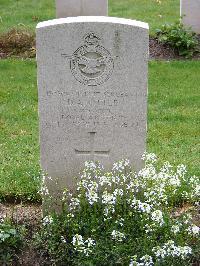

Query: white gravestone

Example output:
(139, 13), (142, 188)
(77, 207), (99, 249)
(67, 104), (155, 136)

(56, 0), (108, 18)
(181, 0), (200, 34)
(36, 16), (149, 205)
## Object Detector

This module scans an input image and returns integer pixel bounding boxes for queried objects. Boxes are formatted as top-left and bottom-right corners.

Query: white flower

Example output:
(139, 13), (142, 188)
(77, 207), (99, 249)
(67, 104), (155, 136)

(171, 225), (180, 234)
(153, 241), (192, 260)
(113, 188), (124, 197)
(179, 246), (192, 259)
(151, 210), (164, 226)
(177, 164), (187, 177)
(115, 218), (124, 227)
(102, 191), (116, 205)
(72, 235), (95, 256)
(138, 165), (156, 180)
(142, 152), (157, 164)
(145, 224), (154, 234)
(86, 190), (99, 205)
(112, 159), (130, 172)
(160, 161), (173, 174)
(99, 175), (112, 186)
(42, 215), (53, 225)
(130, 254), (154, 266)
(39, 185), (49, 196)
(0, 214), (6, 224)
(72, 234), (84, 247)
(130, 199), (152, 214)
(61, 236), (66, 243)
(84, 161), (97, 170)
(187, 224), (200, 236)
(193, 184), (200, 198)
(138, 202), (151, 214)
(140, 255), (154, 266)
(62, 188), (69, 201)
(85, 238), (95, 248)
(153, 246), (167, 259)
(39, 174), (53, 196)
(168, 175), (181, 186)
(69, 197), (80, 210)
(111, 230), (125, 242)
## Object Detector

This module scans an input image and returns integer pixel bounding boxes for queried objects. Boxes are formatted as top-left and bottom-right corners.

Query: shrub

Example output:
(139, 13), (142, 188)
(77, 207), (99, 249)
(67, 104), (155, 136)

(156, 20), (199, 58)
(35, 153), (200, 265)
(0, 217), (24, 264)
(0, 28), (36, 58)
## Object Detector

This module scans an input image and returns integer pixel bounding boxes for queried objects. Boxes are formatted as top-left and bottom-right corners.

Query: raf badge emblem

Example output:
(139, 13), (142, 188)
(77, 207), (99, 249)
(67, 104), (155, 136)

(62, 32), (114, 86)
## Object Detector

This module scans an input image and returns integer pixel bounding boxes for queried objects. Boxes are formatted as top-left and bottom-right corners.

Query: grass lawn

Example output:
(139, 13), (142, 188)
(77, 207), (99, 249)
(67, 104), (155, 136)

(148, 61), (200, 174)
(0, 59), (40, 201)
(0, 59), (199, 201)
(0, 0), (179, 34)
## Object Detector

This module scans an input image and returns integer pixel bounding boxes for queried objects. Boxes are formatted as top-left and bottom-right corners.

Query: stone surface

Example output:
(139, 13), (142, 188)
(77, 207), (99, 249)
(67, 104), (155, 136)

(56, 0), (108, 18)
(36, 16), (149, 203)
(181, 0), (200, 34)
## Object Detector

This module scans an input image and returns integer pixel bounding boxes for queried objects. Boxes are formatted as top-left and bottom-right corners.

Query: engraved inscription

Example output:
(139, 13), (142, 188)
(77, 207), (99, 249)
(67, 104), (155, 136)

(75, 132), (110, 159)
(60, 109), (142, 129)
(46, 88), (146, 130)
(62, 32), (114, 86)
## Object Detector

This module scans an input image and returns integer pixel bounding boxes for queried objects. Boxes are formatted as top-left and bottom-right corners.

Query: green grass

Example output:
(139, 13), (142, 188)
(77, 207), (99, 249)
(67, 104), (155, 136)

(0, 0), (55, 34)
(0, 59), (199, 201)
(109, 0), (179, 34)
(0, 0), (179, 34)
(0, 59), (40, 201)
(148, 61), (200, 175)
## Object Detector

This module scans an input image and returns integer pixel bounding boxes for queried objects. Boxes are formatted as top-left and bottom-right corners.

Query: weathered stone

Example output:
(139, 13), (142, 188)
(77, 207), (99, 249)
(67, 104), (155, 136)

(181, 0), (200, 34)
(55, 0), (108, 18)
(36, 16), (149, 206)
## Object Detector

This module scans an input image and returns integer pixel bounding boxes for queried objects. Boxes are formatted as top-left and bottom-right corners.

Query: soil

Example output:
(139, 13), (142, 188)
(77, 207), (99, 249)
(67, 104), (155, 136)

(149, 36), (200, 60)
(0, 203), (45, 266)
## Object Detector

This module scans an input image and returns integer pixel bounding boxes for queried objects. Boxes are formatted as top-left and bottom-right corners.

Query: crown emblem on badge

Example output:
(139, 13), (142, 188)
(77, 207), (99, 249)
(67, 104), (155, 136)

(84, 32), (100, 46)
(63, 32), (114, 86)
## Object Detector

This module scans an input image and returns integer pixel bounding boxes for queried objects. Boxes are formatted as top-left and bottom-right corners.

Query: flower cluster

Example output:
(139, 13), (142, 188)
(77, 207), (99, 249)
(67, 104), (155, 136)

(111, 230), (126, 242)
(39, 173), (51, 196)
(152, 240), (192, 260)
(151, 210), (164, 226)
(72, 234), (95, 256)
(39, 153), (200, 265)
(171, 224), (180, 234)
(130, 255), (153, 266)
(187, 224), (200, 236)
(42, 215), (53, 226)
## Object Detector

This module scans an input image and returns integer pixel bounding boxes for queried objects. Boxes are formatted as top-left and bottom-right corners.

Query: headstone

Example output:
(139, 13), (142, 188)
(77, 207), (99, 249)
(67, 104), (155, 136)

(181, 0), (200, 34)
(36, 16), (149, 206)
(56, 0), (108, 18)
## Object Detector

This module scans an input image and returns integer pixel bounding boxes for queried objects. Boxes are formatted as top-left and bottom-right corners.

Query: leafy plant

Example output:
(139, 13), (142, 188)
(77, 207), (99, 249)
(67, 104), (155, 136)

(35, 154), (200, 265)
(156, 20), (199, 58)
(0, 218), (24, 264)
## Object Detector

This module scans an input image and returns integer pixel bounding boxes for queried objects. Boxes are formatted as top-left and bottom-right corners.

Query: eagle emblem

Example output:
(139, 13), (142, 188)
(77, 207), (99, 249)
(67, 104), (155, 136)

(62, 32), (114, 86)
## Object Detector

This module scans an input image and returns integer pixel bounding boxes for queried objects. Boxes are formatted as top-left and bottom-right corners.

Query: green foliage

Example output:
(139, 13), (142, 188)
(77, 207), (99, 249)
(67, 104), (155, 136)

(0, 219), (24, 264)
(156, 21), (199, 57)
(35, 156), (200, 265)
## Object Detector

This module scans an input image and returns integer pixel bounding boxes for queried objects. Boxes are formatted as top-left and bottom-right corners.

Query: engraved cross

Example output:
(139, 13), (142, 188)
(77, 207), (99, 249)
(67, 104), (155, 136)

(75, 132), (110, 160)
